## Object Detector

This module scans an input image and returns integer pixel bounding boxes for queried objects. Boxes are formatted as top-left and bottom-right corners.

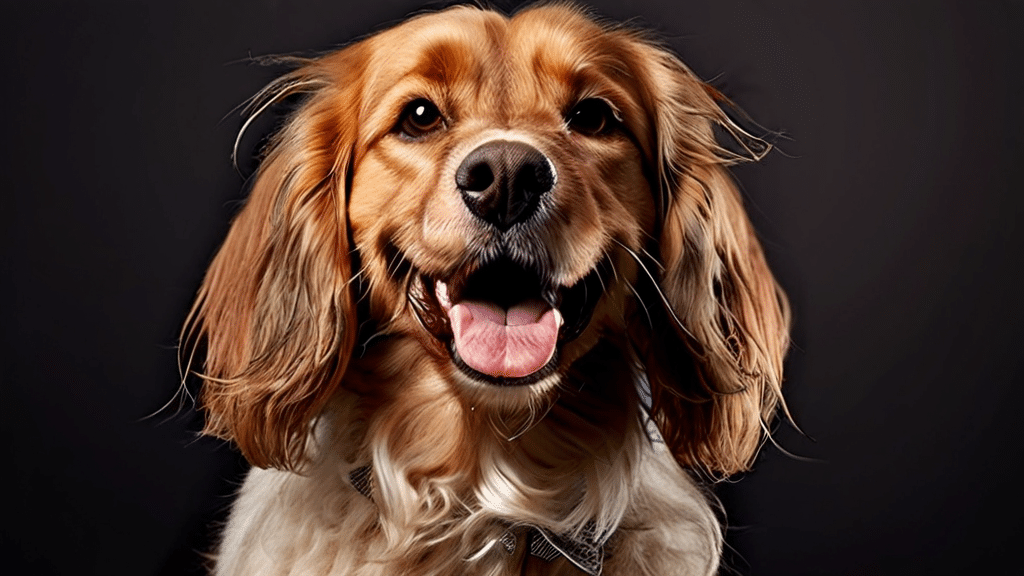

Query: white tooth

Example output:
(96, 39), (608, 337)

(436, 280), (451, 309)
(554, 308), (563, 327)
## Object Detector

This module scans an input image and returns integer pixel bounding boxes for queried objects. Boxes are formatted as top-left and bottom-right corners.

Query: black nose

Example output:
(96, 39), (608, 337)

(455, 140), (555, 231)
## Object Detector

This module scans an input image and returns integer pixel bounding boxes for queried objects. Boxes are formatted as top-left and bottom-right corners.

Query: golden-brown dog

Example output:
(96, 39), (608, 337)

(185, 4), (789, 575)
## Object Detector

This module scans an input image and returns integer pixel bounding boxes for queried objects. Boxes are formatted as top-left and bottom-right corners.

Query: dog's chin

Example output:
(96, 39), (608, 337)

(408, 256), (608, 388)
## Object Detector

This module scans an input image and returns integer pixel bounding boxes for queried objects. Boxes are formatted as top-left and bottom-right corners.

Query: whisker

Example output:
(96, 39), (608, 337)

(594, 262), (608, 294)
(637, 246), (665, 272)
(625, 281), (653, 330)
(608, 256), (620, 283)
(505, 394), (555, 442)
(612, 239), (696, 341)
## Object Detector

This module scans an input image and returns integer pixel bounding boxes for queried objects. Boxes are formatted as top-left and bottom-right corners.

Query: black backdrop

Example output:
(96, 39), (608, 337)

(3, 1), (1021, 574)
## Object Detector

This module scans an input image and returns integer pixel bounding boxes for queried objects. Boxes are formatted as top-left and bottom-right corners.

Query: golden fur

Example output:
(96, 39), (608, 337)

(184, 4), (789, 575)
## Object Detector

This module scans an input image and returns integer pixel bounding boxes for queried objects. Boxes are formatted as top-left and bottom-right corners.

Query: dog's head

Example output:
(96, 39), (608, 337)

(187, 4), (789, 477)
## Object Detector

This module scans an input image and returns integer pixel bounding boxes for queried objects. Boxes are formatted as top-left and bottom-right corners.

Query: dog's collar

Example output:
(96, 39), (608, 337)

(349, 464), (607, 575)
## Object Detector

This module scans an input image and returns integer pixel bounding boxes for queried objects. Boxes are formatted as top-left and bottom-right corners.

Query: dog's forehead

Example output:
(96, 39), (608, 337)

(360, 6), (635, 111)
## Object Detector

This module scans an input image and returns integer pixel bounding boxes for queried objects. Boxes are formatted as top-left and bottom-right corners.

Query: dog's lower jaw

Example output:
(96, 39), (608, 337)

(450, 367), (563, 409)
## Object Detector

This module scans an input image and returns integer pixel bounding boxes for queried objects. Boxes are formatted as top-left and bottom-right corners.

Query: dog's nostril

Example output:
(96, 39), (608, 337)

(515, 161), (553, 196)
(457, 162), (494, 194)
(456, 140), (555, 231)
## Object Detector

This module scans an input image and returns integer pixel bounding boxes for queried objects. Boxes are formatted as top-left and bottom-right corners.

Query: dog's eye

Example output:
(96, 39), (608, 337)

(566, 98), (617, 136)
(399, 99), (444, 138)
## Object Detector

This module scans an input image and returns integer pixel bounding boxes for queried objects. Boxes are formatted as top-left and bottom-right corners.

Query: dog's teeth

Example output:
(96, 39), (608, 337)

(554, 308), (563, 327)
(436, 280), (452, 309)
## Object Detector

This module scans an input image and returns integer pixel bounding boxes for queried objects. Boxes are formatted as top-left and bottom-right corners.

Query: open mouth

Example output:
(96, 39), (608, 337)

(412, 257), (607, 386)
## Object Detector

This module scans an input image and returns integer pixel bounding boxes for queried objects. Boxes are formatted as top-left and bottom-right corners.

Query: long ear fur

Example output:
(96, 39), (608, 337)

(635, 44), (791, 476)
(183, 52), (363, 470)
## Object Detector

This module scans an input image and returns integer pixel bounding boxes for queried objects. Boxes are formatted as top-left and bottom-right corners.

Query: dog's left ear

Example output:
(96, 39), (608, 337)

(630, 42), (791, 476)
(184, 50), (365, 470)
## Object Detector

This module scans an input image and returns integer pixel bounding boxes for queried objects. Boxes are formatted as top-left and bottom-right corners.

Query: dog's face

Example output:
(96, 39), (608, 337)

(346, 8), (654, 397)
(188, 5), (789, 476)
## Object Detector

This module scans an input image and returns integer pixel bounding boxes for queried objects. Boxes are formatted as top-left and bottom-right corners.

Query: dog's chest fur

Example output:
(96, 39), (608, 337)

(214, 424), (720, 576)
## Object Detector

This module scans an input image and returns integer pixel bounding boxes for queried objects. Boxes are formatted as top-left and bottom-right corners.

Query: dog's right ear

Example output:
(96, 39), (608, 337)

(184, 48), (365, 470)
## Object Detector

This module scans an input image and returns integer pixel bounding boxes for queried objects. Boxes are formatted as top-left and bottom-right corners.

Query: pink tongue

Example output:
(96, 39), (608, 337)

(448, 299), (559, 379)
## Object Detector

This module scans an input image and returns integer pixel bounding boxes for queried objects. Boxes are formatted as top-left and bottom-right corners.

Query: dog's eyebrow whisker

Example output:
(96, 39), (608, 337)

(613, 239), (696, 341)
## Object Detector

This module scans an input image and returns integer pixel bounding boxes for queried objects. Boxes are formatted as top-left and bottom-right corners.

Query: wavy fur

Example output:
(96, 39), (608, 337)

(185, 4), (789, 575)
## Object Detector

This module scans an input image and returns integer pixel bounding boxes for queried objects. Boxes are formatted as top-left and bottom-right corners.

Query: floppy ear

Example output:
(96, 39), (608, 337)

(635, 45), (791, 476)
(184, 54), (363, 470)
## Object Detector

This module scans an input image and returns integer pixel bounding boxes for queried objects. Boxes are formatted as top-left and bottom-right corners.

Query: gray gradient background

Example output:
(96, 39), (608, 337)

(2, 1), (1021, 574)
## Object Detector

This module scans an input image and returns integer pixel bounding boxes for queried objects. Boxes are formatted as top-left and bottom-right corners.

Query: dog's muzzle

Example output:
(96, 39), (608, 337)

(404, 140), (606, 385)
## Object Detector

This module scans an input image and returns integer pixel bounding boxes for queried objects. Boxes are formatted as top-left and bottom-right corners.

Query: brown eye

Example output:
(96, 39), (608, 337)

(399, 99), (444, 138)
(566, 98), (617, 136)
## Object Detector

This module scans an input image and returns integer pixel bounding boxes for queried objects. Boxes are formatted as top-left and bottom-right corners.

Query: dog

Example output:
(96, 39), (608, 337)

(184, 3), (789, 575)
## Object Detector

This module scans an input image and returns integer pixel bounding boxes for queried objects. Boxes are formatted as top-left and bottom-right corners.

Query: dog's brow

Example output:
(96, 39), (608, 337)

(407, 39), (489, 86)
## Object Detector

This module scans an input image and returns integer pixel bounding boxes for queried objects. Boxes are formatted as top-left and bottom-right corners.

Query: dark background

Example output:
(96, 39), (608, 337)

(3, 1), (1021, 574)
